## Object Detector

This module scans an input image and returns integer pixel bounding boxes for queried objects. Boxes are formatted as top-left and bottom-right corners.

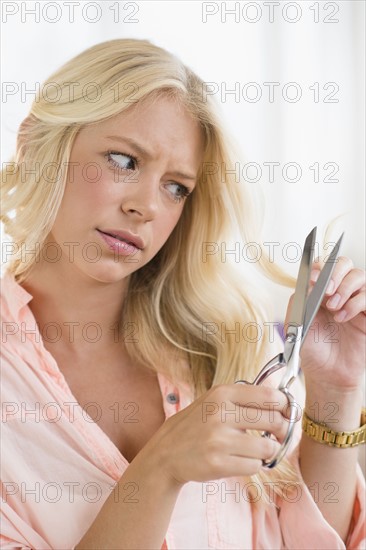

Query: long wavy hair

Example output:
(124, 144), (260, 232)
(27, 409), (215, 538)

(1, 39), (298, 497)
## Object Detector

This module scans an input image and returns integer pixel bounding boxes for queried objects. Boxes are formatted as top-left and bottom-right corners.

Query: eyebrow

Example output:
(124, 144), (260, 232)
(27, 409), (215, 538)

(105, 135), (198, 182)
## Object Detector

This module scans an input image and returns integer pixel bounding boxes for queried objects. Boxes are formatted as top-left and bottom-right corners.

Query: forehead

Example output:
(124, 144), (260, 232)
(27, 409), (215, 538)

(78, 95), (205, 168)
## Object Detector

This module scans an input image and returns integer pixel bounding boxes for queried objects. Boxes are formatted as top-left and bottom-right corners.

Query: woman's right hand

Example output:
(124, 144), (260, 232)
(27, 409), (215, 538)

(142, 383), (292, 487)
(76, 384), (292, 549)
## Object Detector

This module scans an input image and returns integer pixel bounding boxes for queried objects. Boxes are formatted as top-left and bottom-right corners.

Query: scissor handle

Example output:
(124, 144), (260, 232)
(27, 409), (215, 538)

(235, 354), (298, 469)
(261, 387), (297, 468)
(253, 354), (286, 385)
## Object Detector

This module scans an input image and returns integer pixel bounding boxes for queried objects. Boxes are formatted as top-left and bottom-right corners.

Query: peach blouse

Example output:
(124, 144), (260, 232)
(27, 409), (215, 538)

(1, 271), (365, 549)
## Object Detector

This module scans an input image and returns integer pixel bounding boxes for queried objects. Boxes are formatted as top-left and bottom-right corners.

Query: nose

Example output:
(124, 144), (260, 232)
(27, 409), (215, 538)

(120, 174), (159, 221)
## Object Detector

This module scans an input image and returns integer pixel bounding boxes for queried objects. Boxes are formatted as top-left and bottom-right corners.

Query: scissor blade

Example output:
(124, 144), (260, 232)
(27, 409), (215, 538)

(288, 227), (317, 328)
(301, 232), (344, 343)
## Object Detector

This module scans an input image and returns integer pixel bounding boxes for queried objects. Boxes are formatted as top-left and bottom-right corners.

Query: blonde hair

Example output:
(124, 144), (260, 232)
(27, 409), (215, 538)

(1, 39), (298, 498)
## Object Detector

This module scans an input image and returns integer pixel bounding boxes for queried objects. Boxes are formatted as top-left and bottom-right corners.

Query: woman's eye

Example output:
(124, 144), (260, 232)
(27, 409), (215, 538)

(167, 182), (190, 203)
(106, 151), (191, 203)
(107, 152), (137, 171)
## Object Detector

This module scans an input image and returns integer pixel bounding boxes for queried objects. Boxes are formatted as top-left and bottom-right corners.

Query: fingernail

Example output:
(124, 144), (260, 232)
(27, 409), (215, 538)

(326, 280), (334, 294)
(310, 270), (320, 283)
(327, 293), (341, 309)
(334, 309), (347, 322)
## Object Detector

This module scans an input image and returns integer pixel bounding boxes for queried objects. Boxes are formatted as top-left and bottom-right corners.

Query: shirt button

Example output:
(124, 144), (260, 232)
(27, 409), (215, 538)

(166, 393), (179, 404)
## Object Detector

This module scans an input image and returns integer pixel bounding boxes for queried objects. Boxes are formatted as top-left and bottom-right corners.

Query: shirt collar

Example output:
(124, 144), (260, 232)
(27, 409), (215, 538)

(1, 269), (33, 319)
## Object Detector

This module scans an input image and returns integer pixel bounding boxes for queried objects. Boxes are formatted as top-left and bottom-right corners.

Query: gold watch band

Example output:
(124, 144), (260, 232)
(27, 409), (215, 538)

(302, 408), (366, 448)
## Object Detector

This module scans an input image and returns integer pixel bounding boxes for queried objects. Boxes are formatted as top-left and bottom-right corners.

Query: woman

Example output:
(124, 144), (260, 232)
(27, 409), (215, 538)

(1, 39), (365, 549)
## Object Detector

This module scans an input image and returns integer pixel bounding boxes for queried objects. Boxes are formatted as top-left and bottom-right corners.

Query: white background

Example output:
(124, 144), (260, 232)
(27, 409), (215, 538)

(1, 0), (365, 321)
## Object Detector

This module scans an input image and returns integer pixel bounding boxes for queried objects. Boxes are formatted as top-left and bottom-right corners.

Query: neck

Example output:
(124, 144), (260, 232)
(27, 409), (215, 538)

(20, 258), (131, 356)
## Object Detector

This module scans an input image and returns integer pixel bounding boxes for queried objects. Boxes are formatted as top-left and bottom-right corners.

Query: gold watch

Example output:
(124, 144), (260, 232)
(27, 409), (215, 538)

(302, 408), (366, 448)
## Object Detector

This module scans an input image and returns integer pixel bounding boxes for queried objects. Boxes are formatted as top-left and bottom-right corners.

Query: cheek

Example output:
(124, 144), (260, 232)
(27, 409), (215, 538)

(60, 166), (115, 217)
(154, 209), (183, 245)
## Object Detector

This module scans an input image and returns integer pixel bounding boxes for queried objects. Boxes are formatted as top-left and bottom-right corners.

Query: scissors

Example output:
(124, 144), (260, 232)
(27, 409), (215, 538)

(235, 227), (344, 468)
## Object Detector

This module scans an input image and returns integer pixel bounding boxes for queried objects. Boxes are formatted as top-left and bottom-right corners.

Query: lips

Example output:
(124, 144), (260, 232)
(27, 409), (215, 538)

(97, 229), (144, 250)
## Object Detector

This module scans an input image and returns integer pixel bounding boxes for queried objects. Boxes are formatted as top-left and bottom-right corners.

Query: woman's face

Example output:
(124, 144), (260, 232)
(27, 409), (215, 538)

(49, 95), (205, 283)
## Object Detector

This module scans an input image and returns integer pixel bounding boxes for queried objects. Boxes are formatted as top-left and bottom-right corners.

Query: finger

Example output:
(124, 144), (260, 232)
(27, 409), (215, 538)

(228, 409), (291, 443)
(226, 383), (289, 412)
(332, 291), (366, 323)
(230, 432), (282, 462)
(201, 385), (288, 431)
(325, 268), (366, 312)
(201, 446), (264, 478)
(310, 256), (354, 297)
(219, 456), (263, 477)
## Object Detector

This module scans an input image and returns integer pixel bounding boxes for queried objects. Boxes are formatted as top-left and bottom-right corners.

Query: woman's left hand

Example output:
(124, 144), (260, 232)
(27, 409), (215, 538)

(285, 256), (366, 391)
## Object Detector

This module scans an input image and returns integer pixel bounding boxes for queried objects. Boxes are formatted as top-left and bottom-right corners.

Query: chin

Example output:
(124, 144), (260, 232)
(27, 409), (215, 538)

(78, 258), (142, 284)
